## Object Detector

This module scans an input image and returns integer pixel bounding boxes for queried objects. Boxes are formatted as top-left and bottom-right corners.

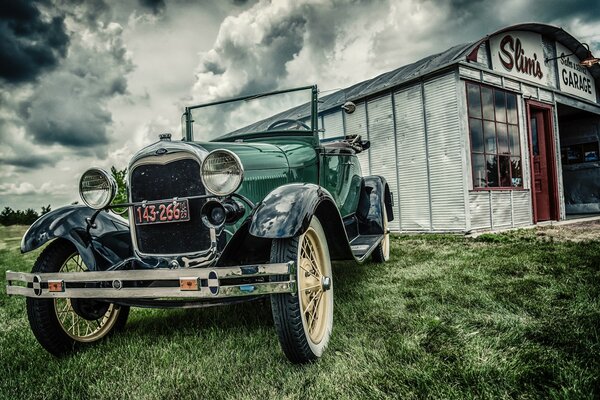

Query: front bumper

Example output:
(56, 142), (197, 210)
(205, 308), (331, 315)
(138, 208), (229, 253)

(6, 262), (295, 299)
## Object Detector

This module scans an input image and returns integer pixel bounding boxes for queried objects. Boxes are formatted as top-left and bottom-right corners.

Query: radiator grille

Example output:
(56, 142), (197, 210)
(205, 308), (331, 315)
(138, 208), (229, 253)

(130, 157), (211, 255)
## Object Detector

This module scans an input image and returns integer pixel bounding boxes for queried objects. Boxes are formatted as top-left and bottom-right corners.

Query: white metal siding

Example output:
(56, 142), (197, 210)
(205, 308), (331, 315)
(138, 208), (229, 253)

(522, 84), (538, 99)
(513, 191), (532, 226)
(344, 101), (370, 175)
(476, 42), (490, 67)
(491, 191), (512, 228)
(469, 192), (491, 230)
(539, 89), (554, 103)
(504, 78), (521, 91)
(424, 74), (466, 230)
(394, 84), (431, 230)
(323, 112), (344, 140)
(482, 72), (502, 86)
(459, 66), (481, 81)
(367, 94), (399, 231)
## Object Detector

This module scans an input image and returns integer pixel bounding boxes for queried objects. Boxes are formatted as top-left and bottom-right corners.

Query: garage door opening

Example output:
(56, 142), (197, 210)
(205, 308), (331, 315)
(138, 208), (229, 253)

(557, 103), (600, 215)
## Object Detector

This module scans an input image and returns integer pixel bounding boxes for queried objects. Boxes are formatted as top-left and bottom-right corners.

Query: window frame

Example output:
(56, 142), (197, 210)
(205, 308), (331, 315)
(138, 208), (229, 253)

(466, 81), (525, 191)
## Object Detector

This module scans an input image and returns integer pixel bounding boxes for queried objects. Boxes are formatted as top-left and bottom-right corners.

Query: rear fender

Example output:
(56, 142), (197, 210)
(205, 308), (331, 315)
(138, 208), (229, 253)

(359, 176), (394, 235)
(21, 205), (132, 271)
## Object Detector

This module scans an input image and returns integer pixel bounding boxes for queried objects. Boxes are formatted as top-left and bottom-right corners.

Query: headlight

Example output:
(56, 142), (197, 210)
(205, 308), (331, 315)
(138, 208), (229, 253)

(201, 149), (244, 196)
(79, 168), (117, 209)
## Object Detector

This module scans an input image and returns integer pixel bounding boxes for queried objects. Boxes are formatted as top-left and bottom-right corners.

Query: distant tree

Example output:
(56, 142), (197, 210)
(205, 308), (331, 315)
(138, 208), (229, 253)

(0, 207), (13, 225)
(0, 206), (39, 225)
(111, 166), (128, 216)
(41, 205), (51, 215)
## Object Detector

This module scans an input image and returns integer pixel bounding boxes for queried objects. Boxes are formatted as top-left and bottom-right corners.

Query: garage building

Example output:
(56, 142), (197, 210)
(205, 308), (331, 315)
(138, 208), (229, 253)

(315, 23), (600, 233)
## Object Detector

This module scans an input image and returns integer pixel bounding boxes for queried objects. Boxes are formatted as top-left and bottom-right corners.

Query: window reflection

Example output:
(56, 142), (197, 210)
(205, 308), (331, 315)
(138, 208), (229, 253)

(467, 82), (522, 189)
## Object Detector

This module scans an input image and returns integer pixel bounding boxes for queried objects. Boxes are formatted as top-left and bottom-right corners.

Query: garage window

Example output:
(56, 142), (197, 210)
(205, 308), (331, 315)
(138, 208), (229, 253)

(467, 82), (523, 188)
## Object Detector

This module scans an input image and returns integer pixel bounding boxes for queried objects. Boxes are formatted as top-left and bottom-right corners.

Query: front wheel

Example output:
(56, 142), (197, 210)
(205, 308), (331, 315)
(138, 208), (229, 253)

(26, 239), (129, 356)
(270, 216), (333, 363)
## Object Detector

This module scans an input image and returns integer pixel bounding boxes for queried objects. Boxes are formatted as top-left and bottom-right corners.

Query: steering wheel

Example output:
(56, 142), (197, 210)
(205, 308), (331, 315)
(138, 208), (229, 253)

(266, 119), (311, 131)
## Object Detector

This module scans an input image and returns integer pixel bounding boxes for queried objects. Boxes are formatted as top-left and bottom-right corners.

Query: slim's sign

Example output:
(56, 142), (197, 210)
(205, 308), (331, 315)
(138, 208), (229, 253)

(490, 31), (548, 85)
(555, 42), (597, 102)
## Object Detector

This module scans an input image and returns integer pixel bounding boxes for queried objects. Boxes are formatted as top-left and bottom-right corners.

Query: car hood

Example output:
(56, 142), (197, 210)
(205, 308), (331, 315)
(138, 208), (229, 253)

(131, 139), (317, 172)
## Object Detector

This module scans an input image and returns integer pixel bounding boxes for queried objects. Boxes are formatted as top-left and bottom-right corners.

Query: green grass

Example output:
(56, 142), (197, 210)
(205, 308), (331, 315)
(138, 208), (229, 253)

(1, 225), (599, 399)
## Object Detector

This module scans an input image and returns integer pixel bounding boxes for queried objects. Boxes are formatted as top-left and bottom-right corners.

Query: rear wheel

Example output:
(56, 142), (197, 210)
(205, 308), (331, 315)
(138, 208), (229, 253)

(372, 204), (390, 263)
(26, 239), (129, 356)
(270, 217), (333, 363)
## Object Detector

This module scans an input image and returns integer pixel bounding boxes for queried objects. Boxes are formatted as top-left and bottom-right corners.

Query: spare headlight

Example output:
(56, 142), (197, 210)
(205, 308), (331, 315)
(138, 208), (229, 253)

(201, 149), (244, 196)
(79, 168), (117, 209)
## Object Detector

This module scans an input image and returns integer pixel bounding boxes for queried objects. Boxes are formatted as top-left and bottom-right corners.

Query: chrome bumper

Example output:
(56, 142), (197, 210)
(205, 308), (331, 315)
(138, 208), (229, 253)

(6, 262), (295, 299)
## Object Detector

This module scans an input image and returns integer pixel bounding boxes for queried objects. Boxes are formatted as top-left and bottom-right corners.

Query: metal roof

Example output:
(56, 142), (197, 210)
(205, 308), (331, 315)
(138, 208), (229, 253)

(217, 23), (599, 139)
(318, 22), (600, 112)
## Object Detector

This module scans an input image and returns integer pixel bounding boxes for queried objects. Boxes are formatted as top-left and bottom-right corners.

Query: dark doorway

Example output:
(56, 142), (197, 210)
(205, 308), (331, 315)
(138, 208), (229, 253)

(557, 103), (600, 215)
(527, 101), (559, 222)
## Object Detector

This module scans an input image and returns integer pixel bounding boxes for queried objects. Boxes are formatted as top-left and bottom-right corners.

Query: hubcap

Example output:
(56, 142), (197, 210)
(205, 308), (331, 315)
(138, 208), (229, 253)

(297, 227), (331, 344)
(54, 253), (121, 342)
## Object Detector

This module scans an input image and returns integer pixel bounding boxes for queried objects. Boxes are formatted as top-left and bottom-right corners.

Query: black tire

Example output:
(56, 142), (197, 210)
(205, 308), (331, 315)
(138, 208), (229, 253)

(26, 239), (129, 356)
(270, 217), (333, 363)
(372, 203), (390, 263)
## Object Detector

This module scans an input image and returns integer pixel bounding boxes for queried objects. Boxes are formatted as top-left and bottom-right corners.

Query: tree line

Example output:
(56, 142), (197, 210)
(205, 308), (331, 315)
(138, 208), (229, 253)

(0, 167), (128, 226)
(0, 205), (51, 226)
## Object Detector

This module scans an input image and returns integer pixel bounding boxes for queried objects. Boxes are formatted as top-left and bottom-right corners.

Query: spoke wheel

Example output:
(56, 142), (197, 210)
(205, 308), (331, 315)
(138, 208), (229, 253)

(372, 203), (390, 263)
(53, 254), (122, 342)
(271, 216), (333, 363)
(26, 239), (129, 356)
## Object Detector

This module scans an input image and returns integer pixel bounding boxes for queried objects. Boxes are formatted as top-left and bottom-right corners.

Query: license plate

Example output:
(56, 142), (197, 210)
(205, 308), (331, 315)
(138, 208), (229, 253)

(134, 199), (190, 225)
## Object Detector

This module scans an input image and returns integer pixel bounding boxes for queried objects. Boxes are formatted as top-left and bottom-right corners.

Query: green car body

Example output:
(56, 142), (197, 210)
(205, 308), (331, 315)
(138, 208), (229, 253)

(7, 85), (393, 363)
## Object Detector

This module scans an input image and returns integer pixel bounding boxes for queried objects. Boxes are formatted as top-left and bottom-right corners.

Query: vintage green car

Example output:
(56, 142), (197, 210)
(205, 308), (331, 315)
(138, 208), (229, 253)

(6, 86), (393, 363)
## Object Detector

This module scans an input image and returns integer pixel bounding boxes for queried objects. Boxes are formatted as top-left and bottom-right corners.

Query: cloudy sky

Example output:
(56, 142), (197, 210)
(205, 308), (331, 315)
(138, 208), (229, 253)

(1, 0), (599, 211)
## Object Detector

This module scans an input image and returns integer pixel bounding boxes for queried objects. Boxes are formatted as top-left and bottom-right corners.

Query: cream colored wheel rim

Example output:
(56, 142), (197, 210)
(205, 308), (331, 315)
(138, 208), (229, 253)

(298, 227), (330, 344)
(53, 253), (121, 342)
(382, 208), (390, 261)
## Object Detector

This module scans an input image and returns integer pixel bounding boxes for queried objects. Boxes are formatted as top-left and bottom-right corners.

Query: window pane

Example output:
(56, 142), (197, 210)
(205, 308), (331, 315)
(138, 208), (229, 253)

(472, 153), (487, 187)
(481, 87), (494, 120)
(509, 125), (520, 155)
(467, 83), (481, 118)
(530, 117), (539, 155)
(511, 157), (523, 187)
(470, 118), (484, 153)
(583, 142), (600, 162)
(497, 123), (509, 154)
(495, 90), (507, 123)
(484, 121), (496, 153)
(486, 155), (498, 187)
(506, 93), (518, 124)
(499, 155), (511, 187)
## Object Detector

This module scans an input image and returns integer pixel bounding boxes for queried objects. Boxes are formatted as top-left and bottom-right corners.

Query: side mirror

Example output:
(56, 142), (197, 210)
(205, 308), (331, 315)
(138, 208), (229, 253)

(341, 101), (356, 114)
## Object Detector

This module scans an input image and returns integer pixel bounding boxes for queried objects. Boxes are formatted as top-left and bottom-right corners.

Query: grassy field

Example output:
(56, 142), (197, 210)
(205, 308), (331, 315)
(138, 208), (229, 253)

(1, 223), (599, 399)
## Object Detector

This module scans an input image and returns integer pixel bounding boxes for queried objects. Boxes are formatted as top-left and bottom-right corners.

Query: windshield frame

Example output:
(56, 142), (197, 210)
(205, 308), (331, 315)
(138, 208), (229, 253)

(183, 85), (319, 142)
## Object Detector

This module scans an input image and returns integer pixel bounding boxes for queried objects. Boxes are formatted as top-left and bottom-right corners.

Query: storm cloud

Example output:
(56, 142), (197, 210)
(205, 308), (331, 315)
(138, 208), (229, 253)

(0, 0), (70, 83)
(138, 0), (166, 15)
(190, 0), (600, 125)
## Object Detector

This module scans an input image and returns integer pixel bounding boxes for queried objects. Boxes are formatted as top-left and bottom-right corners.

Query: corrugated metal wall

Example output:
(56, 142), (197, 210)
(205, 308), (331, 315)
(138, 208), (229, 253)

(366, 94), (400, 231)
(424, 74), (466, 230)
(394, 84), (431, 231)
(343, 101), (370, 175)
(332, 71), (467, 232)
(323, 112), (344, 140)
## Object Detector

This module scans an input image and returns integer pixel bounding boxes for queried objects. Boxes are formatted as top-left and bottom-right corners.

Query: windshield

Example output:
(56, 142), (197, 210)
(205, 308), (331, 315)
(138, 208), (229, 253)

(187, 86), (316, 141)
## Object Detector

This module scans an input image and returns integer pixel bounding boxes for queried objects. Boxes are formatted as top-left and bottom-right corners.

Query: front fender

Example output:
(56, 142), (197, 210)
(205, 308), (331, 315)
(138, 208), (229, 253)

(249, 183), (336, 239)
(21, 205), (132, 271)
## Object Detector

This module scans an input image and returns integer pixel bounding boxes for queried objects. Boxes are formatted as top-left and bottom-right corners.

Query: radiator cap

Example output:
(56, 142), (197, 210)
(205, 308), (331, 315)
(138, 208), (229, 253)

(159, 133), (172, 141)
